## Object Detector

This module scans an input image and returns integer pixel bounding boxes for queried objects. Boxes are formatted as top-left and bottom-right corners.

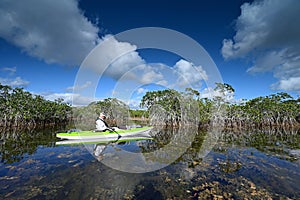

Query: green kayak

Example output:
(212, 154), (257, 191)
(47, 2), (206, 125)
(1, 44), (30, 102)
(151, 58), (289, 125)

(56, 126), (153, 145)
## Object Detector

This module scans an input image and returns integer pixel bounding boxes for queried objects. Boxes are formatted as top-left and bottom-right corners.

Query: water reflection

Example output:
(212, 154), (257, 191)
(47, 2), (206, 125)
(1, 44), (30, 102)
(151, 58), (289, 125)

(218, 127), (300, 161)
(0, 127), (300, 199)
(0, 126), (61, 164)
(83, 127), (200, 173)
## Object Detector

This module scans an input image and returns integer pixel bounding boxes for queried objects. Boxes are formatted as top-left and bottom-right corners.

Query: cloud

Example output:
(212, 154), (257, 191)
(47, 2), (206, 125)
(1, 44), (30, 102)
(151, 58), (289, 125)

(0, 67), (29, 87)
(85, 36), (169, 85)
(66, 81), (92, 92)
(108, 51), (145, 80)
(221, 0), (300, 93)
(136, 88), (147, 95)
(42, 92), (74, 103)
(0, 76), (29, 87)
(82, 35), (211, 91)
(173, 59), (208, 89)
(200, 87), (235, 103)
(271, 77), (300, 91)
(139, 65), (165, 85)
(42, 92), (98, 106)
(127, 99), (142, 110)
(1, 67), (17, 75)
(0, 0), (100, 66)
(90, 35), (145, 80)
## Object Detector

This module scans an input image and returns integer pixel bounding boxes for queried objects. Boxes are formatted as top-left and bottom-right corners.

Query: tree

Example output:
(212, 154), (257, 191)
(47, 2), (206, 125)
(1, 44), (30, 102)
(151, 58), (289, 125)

(0, 83), (72, 127)
(140, 89), (182, 126)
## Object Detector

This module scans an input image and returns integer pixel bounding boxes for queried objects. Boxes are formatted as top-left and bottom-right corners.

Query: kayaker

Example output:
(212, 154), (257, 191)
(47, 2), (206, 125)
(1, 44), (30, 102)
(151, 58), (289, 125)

(95, 113), (121, 139)
(95, 113), (111, 132)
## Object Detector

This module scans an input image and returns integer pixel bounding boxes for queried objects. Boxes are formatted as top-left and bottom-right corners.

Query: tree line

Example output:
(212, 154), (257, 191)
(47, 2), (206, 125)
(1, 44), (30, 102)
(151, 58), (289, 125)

(0, 84), (71, 128)
(1, 82), (299, 129)
(140, 83), (300, 128)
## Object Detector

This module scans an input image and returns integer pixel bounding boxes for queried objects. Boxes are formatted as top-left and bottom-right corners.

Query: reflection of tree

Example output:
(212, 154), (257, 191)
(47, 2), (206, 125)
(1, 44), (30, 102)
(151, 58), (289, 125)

(139, 127), (300, 169)
(216, 128), (300, 161)
(179, 130), (207, 167)
(0, 127), (58, 164)
(138, 128), (176, 154)
(138, 127), (200, 165)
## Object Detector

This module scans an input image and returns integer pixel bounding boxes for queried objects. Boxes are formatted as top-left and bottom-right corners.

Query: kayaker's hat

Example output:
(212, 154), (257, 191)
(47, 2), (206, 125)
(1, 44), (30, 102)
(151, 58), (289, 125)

(100, 113), (106, 118)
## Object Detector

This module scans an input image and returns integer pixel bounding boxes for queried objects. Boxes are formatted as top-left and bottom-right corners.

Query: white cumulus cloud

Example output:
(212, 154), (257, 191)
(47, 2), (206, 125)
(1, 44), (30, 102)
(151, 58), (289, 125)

(271, 77), (300, 91)
(0, 77), (29, 87)
(0, 0), (100, 66)
(221, 0), (300, 93)
(173, 59), (208, 89)
(84, 35), (144, 80)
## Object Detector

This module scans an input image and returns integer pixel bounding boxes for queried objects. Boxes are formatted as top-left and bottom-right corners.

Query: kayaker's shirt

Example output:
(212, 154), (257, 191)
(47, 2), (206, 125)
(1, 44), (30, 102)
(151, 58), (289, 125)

(96, 118), (109, 131)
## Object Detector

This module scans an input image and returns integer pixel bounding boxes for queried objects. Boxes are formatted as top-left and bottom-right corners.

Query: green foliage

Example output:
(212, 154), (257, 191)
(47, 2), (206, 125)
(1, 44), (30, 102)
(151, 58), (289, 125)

(233, 92), (300, 127)
(0, 83), (71, 127)
(139, 83), (299, 128)
(72, 97), (130, 128)
(129, 109), (149, 118)
(140, 89), (183, 125)
(1, 81), (298, 129)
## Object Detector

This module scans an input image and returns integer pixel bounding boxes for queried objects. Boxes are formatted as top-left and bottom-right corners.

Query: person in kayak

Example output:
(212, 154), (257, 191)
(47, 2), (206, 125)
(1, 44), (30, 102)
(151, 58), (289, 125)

(95, 113), (111, 131)
(95, 113), (121, 138)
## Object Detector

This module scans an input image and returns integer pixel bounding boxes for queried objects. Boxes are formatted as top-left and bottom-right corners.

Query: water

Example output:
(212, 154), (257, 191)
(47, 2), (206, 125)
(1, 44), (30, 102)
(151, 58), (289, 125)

(0, 127), (300, 199)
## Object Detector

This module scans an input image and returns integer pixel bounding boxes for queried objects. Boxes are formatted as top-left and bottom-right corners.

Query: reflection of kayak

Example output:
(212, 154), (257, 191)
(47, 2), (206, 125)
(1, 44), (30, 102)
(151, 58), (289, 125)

(56, 127), (152, 145)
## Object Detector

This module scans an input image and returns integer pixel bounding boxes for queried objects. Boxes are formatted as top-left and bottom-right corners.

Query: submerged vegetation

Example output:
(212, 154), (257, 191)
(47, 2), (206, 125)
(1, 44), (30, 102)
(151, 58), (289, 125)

(1, 127), (300, 199)
(0, 82), (299, 129)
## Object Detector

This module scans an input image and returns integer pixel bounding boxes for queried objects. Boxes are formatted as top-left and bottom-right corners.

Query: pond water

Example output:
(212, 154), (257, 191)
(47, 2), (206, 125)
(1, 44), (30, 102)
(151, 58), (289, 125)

(0, 126), (300, 199)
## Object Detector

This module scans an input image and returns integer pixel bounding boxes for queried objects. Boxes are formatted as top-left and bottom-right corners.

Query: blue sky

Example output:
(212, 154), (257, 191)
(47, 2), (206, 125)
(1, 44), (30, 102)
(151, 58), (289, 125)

(0, 0), (299, 107)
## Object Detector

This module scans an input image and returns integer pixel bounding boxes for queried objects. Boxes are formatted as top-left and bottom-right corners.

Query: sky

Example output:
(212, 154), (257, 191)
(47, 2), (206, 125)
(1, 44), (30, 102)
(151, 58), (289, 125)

(0, 0), (299, 108)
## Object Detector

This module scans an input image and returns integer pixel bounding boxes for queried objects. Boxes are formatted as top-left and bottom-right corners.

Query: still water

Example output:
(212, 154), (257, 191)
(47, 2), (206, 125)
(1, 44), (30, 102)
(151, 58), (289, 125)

(0, 126), (299, 199)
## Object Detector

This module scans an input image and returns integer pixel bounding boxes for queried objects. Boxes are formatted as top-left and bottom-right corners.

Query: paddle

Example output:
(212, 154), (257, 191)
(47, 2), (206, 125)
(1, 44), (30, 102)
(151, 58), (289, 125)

(108, 128), (122, 139)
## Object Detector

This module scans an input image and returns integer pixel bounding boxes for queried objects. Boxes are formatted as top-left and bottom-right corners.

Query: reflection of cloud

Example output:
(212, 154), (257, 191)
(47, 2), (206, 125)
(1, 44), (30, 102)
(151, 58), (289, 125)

(221, 0), (300, 92)
(0, 0), (100, 66)
(0, 77), (29, 87)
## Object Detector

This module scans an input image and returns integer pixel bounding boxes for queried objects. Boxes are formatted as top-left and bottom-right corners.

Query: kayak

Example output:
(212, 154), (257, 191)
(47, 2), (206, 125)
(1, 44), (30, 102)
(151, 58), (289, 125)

(56, 126), (153, 145)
